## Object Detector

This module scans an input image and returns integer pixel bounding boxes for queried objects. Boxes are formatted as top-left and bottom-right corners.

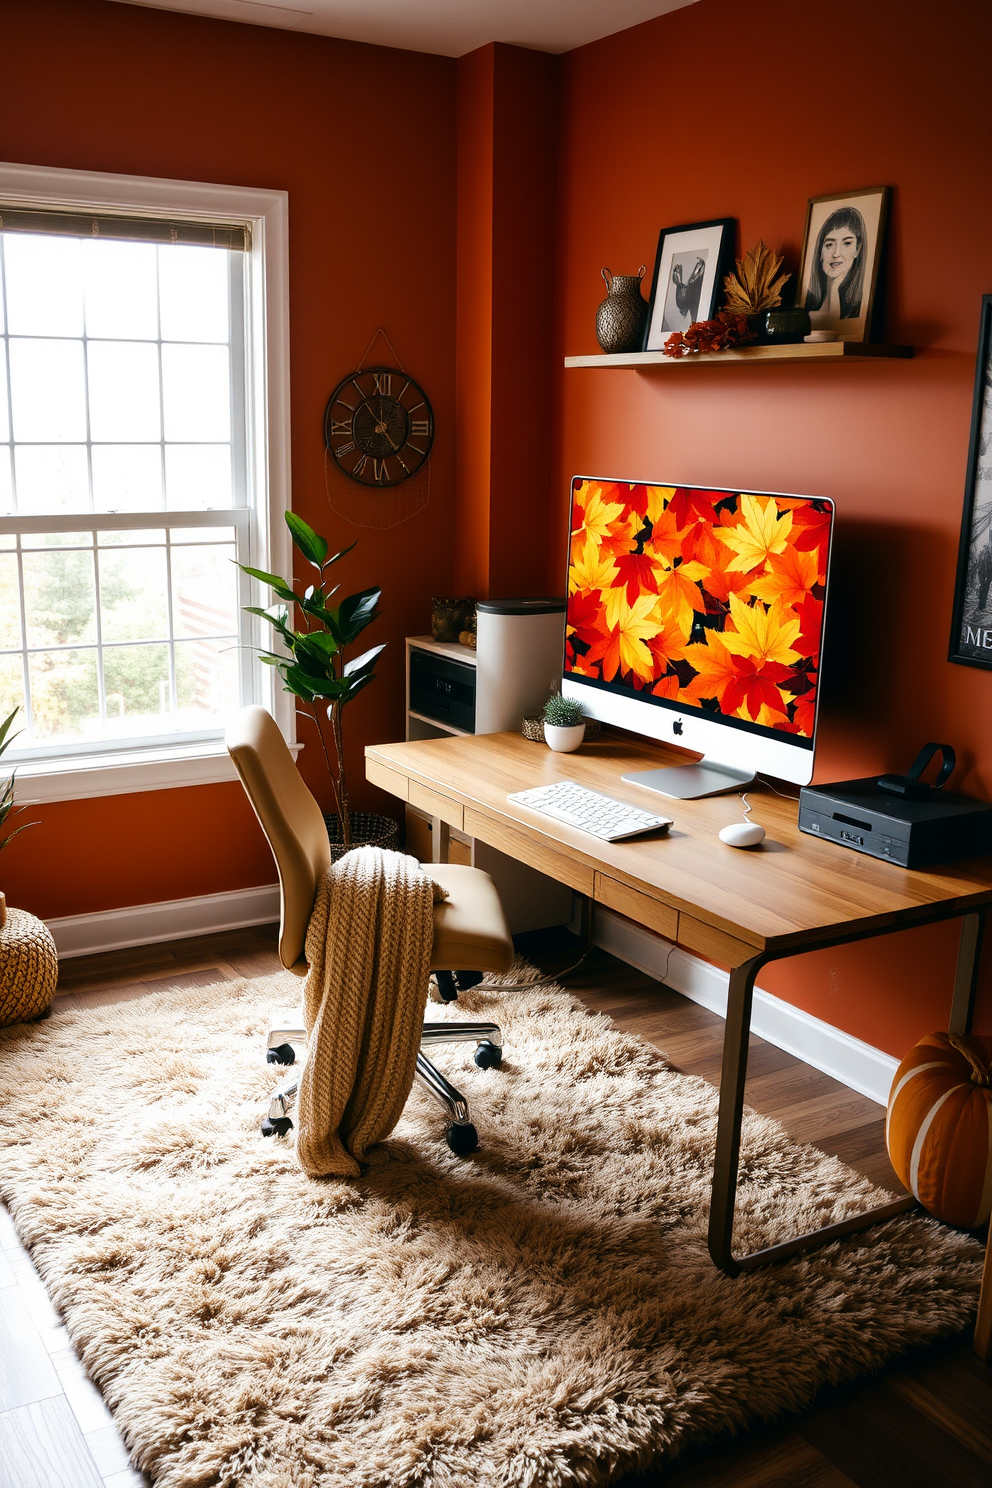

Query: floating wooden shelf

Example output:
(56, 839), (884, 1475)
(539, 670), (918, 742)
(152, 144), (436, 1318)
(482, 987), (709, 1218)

(564, 342), (914, 369)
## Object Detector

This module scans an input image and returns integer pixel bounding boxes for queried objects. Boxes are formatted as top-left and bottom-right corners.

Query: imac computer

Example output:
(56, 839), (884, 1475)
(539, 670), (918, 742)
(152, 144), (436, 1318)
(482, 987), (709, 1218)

(561, 476), (834, 799)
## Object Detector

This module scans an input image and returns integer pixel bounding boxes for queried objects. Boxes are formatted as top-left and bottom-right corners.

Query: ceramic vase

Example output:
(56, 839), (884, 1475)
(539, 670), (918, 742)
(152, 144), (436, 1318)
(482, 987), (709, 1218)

(596, 267), (648, 354)
(544, 722), (585, 753)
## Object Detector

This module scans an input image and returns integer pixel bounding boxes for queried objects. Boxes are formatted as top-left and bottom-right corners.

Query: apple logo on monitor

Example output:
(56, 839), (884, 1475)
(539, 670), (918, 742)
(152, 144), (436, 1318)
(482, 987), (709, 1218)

(673, 720), (683, 736)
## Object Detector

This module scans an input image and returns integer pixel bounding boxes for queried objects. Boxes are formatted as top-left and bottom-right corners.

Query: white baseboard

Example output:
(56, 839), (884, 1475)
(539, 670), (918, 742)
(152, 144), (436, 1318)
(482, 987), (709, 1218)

(588, 904), (898, 1107)
(47, 884), (280, 960)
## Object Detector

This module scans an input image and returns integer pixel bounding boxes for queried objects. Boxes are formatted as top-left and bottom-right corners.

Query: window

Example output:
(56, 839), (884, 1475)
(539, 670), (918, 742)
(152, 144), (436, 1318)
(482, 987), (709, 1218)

(0, 165), (290, 799)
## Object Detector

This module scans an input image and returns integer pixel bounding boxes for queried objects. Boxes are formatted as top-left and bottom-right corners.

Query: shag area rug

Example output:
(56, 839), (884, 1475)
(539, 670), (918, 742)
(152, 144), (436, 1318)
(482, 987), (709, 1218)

(0, 965), (982, 1488)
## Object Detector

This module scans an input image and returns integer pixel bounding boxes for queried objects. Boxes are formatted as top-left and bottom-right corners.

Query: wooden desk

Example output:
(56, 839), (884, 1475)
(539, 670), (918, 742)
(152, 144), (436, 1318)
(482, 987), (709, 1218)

(366, 731), (992, 1345)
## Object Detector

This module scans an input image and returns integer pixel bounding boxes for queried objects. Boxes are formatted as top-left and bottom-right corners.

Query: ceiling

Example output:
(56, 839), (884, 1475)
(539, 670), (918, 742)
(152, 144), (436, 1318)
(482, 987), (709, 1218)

(109, 0), (698, 57)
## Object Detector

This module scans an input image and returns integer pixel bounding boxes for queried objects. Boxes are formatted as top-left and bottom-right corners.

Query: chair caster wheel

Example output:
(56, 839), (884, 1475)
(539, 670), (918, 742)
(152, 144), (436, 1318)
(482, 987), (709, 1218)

(446, 1122), (478, 1156)
(266, 1043), (296, 1066)
(261, 1116), (293, 1137)
(474, 1040), (502, 1069)
(435, 971), (458, 1004)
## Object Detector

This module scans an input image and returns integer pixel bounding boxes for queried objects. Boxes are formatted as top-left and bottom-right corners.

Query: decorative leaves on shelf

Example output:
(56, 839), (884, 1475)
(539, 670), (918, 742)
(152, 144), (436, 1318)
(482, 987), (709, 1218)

(722, 240), (791, 317)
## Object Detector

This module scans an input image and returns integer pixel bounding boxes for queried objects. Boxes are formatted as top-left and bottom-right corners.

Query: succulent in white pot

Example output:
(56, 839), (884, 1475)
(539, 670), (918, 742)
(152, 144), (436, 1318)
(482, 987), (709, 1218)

(543, 694), (586, 753)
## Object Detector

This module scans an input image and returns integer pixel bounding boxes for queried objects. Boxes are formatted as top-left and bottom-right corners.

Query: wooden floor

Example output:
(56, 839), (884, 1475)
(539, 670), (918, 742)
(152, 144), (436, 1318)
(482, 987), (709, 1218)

(1, 924), (988, 1488)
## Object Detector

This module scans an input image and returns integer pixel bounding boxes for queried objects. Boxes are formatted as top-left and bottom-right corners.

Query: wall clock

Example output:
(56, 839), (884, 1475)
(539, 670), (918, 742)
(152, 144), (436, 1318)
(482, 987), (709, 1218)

(323, 365), (434, 488)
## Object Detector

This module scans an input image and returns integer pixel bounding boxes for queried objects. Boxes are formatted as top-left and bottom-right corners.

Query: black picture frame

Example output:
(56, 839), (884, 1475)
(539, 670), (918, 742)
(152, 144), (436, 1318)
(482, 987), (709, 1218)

(949, 295), (992, 668)
(642, 218), (736, 350)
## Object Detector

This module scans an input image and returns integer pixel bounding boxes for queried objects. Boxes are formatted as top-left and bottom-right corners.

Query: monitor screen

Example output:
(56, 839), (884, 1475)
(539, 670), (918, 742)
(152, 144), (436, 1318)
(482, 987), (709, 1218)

(564, 477), (833, 752)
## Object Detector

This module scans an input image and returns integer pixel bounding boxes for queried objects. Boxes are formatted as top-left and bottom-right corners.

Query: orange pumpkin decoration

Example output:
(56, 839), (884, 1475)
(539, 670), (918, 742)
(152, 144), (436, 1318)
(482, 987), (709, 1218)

(886, 1031), (992, 1229)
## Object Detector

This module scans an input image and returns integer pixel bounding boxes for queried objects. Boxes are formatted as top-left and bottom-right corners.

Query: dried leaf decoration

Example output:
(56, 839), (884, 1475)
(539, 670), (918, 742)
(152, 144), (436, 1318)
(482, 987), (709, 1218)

(662, 311), (756, 359)
(564, 480), (831, 738)
(722, 240), (791, 317)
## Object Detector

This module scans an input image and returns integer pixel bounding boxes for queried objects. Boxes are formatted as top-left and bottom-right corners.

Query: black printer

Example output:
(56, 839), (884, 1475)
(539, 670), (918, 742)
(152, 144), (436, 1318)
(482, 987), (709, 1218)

(798, 743), (992, 868)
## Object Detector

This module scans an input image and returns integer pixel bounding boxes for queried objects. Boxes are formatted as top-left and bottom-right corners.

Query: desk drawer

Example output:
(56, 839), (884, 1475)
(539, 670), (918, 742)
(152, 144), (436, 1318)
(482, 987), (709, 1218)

(677, 914), (758, 970)
(463, 809), (594, 895)
(594, 874), (678, 940)
(408, 780), (464, 831)
(366, 759), (409, 801)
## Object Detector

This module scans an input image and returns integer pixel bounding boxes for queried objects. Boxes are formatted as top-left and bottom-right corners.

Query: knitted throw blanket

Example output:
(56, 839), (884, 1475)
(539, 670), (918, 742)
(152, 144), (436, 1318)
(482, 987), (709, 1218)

(296, 846), (438, 1179)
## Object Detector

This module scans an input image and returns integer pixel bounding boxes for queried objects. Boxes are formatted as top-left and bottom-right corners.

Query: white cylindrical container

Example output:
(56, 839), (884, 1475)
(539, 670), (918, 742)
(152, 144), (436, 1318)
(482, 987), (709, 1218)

(474, 598), (566, 735)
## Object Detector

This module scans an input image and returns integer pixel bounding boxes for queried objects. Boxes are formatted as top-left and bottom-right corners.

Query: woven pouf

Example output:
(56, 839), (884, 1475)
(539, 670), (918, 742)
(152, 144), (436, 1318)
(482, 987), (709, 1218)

(0, 899), (58, 1026)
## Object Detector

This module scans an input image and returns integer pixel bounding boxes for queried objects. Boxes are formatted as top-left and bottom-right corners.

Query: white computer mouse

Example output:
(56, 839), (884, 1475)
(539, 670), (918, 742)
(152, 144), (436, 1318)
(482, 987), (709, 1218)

(719, 821), (766, 848)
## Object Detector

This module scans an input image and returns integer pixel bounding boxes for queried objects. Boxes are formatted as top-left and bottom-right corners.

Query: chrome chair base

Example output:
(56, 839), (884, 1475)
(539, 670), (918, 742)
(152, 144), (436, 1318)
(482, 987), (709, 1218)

(261, 1010), (503, 1155)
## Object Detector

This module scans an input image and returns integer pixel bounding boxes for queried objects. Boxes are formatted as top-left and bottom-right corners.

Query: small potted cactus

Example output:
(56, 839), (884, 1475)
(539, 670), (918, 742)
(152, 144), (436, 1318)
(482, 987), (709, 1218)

(543, 694), (586, 753)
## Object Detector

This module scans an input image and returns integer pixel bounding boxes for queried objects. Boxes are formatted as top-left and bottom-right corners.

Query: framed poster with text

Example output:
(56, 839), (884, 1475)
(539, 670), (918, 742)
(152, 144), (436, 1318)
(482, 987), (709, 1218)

(949, 296), (992, 668)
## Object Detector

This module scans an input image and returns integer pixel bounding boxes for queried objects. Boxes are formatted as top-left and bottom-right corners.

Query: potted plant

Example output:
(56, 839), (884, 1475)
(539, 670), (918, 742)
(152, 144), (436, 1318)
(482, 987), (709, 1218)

(543, 694), (586, 753)
(240, 513), (395, 856)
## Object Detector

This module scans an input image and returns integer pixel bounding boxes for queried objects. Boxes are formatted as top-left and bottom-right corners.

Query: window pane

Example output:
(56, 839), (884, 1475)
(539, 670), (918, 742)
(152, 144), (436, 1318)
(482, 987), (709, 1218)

(23, 548), (96, 648)
(4, 235), (83, 337)
(87, 342), (161, 442)
(169, 524), (236, 544)
(20, 532), (91, 549)
(103, 643), (171, 735)
(162, 345), (230, 441)
(0, 554), (21, 647)
(14, 446), (89, 514)
(9, 339), (87, 441)
(159, 246), (229, 343)
(171, 542), (238, 637)
(175, 636), (238, 723)
(28, 648), (99, 742)
(0, 452), (12, 515)
(97, 528), (166, 546)
(164, 444), (232, 509)
(91, 445), (163, 512)
(0, 654), (26, 723)
(82, 239), (158, 340)
(99, 546), (169, 641)
(0, 354), (8, 441)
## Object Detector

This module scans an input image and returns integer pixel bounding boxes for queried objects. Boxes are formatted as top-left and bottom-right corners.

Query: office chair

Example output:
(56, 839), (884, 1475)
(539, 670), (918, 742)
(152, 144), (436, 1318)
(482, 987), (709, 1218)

(226, 706), (514, 1155)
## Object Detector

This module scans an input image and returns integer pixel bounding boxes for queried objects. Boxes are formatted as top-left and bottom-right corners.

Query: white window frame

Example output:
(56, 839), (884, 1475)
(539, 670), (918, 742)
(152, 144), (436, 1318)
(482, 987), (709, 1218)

(0, 161), (293, 803)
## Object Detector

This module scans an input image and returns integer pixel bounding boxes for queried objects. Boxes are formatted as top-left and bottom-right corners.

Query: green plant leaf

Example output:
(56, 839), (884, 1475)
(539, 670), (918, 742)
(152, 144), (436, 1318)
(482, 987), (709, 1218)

(285, 512), (329, 570)
(294, 631), (338, 665)
(0, 709), (22, 758)
(343, 642), (386, 680)
(337, 671), (376, 707)
(336, 587), (381, 644)
(239, 565), (298, 605)
(323, 541), (357, 568)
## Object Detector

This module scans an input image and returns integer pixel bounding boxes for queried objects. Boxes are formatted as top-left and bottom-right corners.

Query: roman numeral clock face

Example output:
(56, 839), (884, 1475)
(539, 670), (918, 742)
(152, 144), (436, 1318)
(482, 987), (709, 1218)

(324, 366), (434, 487)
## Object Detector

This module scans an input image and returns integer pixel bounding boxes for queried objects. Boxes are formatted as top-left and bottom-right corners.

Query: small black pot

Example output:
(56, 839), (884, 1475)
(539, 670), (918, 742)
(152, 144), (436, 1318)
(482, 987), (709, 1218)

(761, 306), (812, 344)
(323, 812), (400, 863)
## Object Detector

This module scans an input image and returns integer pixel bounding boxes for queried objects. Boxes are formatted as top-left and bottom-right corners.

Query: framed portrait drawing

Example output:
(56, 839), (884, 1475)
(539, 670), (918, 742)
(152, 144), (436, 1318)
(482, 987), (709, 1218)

(643, 218), (735, 350)
(797, 186), (889, 343)
(949, 296), (992, 669)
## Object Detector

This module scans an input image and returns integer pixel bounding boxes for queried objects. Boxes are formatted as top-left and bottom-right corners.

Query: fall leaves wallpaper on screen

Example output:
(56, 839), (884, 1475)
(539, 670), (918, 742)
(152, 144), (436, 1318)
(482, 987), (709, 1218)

(564, 480), (832, 741)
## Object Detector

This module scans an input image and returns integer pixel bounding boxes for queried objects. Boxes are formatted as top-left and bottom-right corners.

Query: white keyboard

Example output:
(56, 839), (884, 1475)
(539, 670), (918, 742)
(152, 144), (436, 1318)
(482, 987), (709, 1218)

(507, 780), (672, 842)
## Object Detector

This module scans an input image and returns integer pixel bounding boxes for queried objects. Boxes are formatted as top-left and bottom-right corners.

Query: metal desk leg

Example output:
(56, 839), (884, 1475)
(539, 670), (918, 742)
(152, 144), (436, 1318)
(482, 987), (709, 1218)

(949, 910), (984, 1037)
(708, 953), (915, 1276)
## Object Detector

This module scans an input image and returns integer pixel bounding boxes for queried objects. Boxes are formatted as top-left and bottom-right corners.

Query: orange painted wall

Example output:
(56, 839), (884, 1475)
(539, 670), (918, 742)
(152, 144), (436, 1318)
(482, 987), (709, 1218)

(551, 0), (992, 1050)
(455, 44), (558, 598)
(0, 0), (457, 919)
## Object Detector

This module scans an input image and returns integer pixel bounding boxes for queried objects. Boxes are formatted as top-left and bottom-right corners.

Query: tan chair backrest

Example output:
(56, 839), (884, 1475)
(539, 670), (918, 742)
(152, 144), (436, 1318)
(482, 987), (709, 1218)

(226, 706), (331, 969)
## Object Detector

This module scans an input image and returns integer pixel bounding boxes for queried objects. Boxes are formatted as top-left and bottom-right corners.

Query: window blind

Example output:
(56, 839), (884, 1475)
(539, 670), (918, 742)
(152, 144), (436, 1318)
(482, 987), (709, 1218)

(0, 205), (249, 251)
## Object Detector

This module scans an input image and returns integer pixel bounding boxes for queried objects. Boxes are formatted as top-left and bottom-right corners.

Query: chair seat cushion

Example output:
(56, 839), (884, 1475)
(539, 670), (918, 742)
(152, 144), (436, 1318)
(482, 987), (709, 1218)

(428, 864), (514, 973)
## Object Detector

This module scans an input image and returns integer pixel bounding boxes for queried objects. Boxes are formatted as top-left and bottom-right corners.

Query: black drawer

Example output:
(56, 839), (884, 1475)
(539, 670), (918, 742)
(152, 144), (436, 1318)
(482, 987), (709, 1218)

(410, 650), (476, 732)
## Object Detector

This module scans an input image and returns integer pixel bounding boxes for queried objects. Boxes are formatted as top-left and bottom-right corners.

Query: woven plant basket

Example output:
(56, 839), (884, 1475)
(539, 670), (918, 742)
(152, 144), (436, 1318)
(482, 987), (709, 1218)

(522, 714), (601, 743)
(323, 812), (400, 863)
(0, 896), (58, 1027)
